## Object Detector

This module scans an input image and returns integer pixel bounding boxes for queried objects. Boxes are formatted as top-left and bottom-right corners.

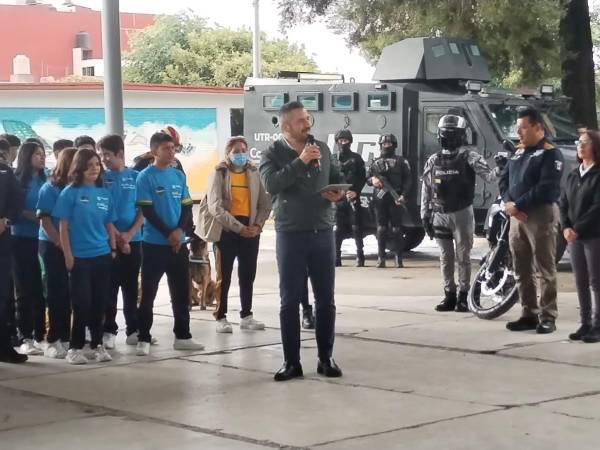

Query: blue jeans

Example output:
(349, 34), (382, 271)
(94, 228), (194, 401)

(276, 228), (336, 364)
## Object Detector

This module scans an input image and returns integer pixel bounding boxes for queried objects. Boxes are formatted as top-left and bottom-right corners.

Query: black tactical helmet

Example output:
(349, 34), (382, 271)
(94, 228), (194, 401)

(437, 114), (467, 151)
(335, 129), (353, 144)
(378, 133), (398, 149)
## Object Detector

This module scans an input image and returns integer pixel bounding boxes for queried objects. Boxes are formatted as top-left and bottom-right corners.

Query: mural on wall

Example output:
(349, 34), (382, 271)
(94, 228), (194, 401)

(0, 108), (220, 195)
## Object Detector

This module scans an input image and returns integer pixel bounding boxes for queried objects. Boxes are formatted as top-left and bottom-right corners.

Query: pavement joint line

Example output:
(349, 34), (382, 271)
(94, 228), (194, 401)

(548, 411), (600, 422)
(337, 334), (600, 370)
(0, 410), (106, 434)
(0, 385), (305, 450)
(520, 389), (600, 408)
(180, 358), (503, 410)
(308, 407), (505, 448)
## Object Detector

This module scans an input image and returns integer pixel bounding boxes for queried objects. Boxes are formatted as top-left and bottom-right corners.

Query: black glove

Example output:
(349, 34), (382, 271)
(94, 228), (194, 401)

(494, 153), (508, 170)
(423, 213), (435, 240)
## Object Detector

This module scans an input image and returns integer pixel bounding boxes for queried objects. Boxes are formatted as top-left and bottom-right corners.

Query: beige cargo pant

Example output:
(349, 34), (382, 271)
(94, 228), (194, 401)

(508, 204), (559, 321)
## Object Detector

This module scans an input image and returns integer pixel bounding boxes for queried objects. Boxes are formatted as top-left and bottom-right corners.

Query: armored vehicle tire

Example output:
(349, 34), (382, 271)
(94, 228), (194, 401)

(404, 228), (425, 251)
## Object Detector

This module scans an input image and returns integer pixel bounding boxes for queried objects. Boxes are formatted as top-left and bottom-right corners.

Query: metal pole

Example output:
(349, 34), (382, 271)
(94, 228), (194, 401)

(101, 0), (124, 136)
(252, 0), (261, 78)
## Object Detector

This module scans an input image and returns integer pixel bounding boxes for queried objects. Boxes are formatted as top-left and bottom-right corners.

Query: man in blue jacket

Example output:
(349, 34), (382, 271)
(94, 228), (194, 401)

(499, 107), (564, 334)
(260, 101), (344, 381)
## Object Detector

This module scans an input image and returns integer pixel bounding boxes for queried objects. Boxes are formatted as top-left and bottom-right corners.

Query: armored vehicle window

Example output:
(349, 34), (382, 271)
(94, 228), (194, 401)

(367, 92), (395, 111)
(432, 44), (446, 58)
(331, 93), (357, 111)
(470, 45), (481, 56)
(449, 43), (460, 54)
(425, 110), (475, 145)
(262, 93), (289, 111)
(487, 103), (577, 142)
(297, 93), (322, 111)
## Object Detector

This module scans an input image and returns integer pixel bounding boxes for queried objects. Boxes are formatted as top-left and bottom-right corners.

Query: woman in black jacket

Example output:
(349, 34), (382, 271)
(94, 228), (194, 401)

(560, 130), (600, 342)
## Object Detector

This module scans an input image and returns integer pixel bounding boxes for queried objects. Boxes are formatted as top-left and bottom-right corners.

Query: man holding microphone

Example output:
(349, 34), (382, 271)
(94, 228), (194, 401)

(260, 101), (344, 381)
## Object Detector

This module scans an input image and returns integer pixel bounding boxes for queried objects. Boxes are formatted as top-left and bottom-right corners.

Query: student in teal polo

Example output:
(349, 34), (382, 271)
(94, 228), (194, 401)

(53, 148), (117, 365)
(135, 131), (204, 356)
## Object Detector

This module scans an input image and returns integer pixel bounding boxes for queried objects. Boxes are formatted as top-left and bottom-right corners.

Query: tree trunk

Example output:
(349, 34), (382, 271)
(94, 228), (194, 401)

(559, 0), (597, 129)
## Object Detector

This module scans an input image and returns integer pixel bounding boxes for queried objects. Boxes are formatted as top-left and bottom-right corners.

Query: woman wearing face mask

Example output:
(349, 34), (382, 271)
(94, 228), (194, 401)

(560, 130), (600, 342)
(204, 136), (271, 333)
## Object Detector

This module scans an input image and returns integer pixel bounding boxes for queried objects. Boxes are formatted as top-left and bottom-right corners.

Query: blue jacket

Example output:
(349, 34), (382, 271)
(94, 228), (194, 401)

(499, 139), (564, 213)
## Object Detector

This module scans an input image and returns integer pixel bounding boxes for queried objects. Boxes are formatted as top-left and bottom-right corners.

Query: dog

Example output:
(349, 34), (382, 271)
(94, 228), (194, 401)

(188, 235), (216, 310)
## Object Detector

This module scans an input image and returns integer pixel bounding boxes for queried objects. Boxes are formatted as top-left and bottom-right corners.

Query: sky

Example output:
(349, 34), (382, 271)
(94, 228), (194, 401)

(4, 0), (376, 81)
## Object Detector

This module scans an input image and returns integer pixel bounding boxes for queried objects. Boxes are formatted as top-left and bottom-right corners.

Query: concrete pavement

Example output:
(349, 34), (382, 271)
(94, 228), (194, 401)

(2, 227), (599, 449)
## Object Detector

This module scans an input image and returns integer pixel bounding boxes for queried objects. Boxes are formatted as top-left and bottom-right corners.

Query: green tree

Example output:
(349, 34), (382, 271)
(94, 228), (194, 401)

(278, 0), (597, 127)
(124, 13), (317, 87)
(278, 0), (561, 87)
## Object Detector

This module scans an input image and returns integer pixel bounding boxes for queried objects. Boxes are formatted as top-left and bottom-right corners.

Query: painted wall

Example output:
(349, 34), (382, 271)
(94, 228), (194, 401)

(0, 107), (218, 195)
(0, 86), (244, 196)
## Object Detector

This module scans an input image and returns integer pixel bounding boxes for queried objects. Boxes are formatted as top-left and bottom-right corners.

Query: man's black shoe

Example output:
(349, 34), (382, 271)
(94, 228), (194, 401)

(356, 250), (365, 267)
(274, 362), (303, 381)
(455, 291), (469, 313)
(569, 324), (591, 341)
(394, 255), (404, 268)
(536, 319), (556, 334)
(376, 258), (386, 268)
(0, 347), (28, 364)
(435, 291), (457, 312)
(582, 326), (600, 343)
(506, 316), (538, 331)
(317, 358), (342, 377)
(302, 310), (315, 330)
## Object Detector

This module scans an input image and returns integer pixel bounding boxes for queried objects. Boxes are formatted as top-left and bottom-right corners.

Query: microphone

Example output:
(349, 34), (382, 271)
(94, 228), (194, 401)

(307, 134), (320, 172)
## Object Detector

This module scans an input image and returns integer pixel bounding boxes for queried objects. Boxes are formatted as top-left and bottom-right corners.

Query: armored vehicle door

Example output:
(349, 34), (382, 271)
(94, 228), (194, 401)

(420, 103), (491, 210)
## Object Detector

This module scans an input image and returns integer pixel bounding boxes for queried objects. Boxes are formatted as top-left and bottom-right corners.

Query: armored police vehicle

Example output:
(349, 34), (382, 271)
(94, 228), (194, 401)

(243, 37), (578, 250)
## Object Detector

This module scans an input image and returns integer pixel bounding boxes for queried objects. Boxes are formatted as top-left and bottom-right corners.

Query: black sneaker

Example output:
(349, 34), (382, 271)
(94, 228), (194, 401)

(302, 310), (315, 330)
(0, 346), (28, 364)
(569, 324), (591, 341)
(506, 316), (538, 332)
(582, 326), (600, 343)
(536, 319), (556, 334)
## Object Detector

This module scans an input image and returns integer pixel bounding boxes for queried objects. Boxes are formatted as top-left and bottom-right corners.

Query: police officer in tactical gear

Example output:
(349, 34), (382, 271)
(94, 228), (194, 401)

(421, 114), (498, 312)
(367, 133), (411, 268)
(334, 129), (367, 267)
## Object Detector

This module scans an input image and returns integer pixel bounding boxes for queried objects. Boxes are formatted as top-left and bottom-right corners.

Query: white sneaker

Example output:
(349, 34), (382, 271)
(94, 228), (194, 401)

(173, 338), (205, 351)
(33, 340), (47, 351)
(103, 333), (116, 350)
(93, 345), (113, 363)
(66, 349), (88, 365)
(240, 315), (265, 331)
(216, 319), (233, 333)
(126, 333), (158, 346)
(136, 341), (150, 356)
(20, 339), (44, 355)
(44, 341), (67, 359)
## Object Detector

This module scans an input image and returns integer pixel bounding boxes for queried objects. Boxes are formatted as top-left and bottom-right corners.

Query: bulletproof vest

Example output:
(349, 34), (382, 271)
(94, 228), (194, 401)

(371, 155), (407, 191)
(431, 150), (475, 213)
(338, 151), (362, 185)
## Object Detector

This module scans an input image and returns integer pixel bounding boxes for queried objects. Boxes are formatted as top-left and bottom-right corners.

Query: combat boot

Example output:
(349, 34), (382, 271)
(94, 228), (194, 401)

(376, 254), (386, 268)
(455, 291), (469, 312)
(356, 248), (365, 267)
(435, 290), (457, 312)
